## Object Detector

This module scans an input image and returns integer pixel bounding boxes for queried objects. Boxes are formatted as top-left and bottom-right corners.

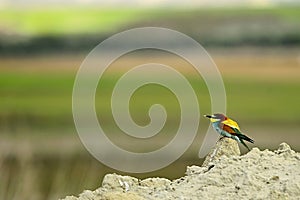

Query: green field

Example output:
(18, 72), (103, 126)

(0, 7), (299, 36)
(1, 73), (300, 126)
(0, 8), (143, 35)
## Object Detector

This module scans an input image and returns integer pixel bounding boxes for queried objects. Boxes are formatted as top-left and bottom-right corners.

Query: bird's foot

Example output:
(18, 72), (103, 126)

(217, 136), (226, 142)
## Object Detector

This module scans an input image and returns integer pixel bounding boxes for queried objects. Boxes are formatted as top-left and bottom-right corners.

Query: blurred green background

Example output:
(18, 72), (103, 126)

(0, 1), (300, 200)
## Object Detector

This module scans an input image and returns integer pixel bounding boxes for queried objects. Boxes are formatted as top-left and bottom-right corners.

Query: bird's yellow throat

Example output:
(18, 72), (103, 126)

(210, 118), (220, 123)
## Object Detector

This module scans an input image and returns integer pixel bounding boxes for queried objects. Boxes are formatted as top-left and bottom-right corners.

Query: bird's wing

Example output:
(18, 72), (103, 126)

(221, 124), (239, 135)
(221, 118), (240, 131)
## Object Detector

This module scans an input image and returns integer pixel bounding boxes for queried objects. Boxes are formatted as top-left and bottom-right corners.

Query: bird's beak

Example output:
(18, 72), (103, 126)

(204, 115), (212, 118)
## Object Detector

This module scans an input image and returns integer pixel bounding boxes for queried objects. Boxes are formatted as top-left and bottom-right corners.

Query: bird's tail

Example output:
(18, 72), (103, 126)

(237, 133), (254, 151)
(238, 134), (254, 143)
(240, 139), (250, 151)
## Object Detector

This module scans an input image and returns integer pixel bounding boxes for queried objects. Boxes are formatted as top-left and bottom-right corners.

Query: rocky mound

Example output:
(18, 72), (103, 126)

(62, 143), (300, 200)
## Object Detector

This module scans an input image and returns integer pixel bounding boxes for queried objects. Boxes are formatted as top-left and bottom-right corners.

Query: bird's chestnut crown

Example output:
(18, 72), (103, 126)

(204, 113), (227, 122)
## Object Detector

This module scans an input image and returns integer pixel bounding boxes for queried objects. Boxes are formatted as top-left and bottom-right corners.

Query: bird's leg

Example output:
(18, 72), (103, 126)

(217, 136), (226, 142)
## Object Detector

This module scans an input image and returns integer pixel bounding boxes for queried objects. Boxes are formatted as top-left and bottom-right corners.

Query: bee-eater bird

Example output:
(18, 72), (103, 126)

(204, 113), (254, 151)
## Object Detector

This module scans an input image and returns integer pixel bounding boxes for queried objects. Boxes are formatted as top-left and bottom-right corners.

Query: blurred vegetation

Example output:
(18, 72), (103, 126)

(0, 8), (141, 35)
(0, 7), (300, 55)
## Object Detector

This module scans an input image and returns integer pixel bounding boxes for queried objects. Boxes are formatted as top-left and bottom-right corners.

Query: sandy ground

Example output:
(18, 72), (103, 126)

(62, 142), (300, 200)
